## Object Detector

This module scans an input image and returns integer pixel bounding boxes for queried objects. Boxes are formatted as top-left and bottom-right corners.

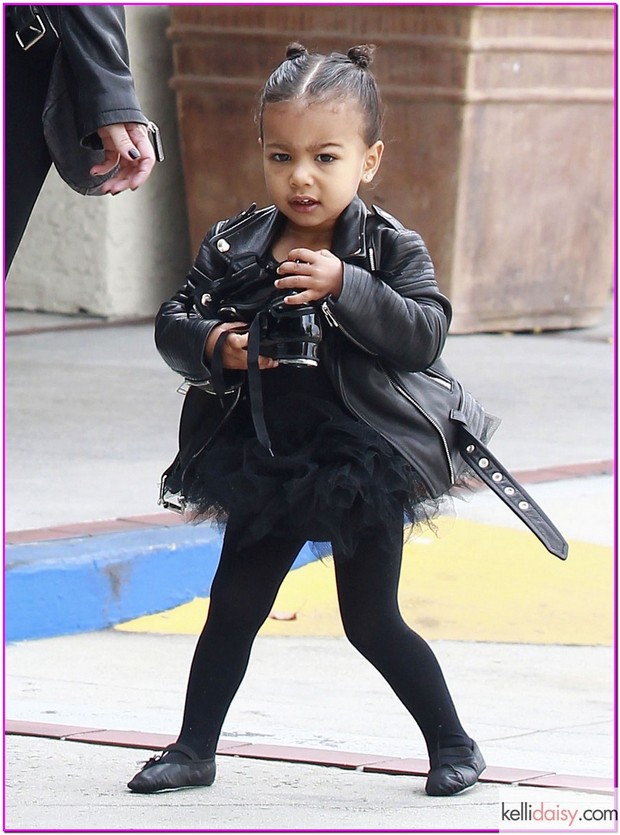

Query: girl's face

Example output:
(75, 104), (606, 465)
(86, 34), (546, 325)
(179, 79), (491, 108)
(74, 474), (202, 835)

(260, 99), (383, 242)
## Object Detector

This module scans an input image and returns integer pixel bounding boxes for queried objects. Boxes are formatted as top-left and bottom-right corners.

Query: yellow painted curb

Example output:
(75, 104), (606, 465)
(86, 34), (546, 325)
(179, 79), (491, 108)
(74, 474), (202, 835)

(116, 518), (613, 645)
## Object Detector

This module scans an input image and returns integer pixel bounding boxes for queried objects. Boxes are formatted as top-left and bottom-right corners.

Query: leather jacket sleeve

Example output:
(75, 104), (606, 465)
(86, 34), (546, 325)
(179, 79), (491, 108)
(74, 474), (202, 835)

(326, 225), (452, 371)
(45, 5), (147, 147)
(155, 203), (452, 383)
(155, 226), (224, 385)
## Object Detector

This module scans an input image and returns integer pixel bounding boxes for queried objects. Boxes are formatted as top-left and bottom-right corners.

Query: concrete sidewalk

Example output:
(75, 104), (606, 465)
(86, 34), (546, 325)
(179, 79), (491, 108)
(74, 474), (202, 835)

(4, 306), (615, 640)
(4, 635), (616, 831)
(4, 305), (617, 831)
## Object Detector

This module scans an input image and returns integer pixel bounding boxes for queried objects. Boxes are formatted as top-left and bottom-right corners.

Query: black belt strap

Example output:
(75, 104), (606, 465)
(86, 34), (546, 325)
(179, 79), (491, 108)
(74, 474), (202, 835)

(210, 318), (274, 457)
(209, 329), (233, 401)
(457, 427), (569, 560)
(247, 313), (274, 456)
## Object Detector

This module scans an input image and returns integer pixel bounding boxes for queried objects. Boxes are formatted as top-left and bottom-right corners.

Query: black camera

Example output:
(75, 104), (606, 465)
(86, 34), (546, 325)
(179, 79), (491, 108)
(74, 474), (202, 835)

(258, 293), (322, 367)
(197, 254), (323, 368)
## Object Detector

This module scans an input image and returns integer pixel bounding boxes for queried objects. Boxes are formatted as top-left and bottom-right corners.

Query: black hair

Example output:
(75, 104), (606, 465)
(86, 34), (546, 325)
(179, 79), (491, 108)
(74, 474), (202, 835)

(257, 42), (383, 146)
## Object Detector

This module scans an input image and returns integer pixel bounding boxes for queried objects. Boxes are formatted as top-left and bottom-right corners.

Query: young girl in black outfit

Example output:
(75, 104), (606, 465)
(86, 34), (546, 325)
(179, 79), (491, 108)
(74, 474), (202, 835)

(128, 43), (486, 797)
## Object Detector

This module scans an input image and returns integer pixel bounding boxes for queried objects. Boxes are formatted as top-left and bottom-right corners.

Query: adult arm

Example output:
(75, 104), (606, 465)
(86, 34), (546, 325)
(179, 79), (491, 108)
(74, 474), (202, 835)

(48, 5), (147, 144)
(48, 5), (155, 191)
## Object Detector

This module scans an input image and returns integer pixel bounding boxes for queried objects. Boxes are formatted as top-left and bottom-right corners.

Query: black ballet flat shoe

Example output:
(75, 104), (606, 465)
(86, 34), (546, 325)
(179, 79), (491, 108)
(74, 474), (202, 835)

(127, 743), (216, 794)
(425, 741), (486, 797)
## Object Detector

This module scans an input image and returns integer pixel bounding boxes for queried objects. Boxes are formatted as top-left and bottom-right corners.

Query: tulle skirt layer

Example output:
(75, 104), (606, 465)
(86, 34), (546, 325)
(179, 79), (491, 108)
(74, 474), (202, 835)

(182, 385), (444, 559)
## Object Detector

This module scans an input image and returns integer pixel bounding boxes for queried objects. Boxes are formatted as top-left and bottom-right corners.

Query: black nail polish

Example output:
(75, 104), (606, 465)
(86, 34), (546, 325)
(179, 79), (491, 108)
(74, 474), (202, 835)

(128, 149), (140, 160)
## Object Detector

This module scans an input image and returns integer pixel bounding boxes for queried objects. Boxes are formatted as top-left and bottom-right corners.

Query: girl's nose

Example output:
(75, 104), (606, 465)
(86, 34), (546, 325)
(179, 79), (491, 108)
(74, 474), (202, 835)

(289, 163), (313, 189)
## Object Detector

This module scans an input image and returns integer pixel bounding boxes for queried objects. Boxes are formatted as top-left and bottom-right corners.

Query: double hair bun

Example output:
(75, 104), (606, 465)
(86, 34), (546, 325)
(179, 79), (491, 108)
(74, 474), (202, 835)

(285, 42), (375, 68)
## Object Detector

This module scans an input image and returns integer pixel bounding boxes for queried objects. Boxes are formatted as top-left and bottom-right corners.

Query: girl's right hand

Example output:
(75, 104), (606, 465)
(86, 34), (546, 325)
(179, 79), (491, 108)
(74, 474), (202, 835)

(205, 322), (279, 370)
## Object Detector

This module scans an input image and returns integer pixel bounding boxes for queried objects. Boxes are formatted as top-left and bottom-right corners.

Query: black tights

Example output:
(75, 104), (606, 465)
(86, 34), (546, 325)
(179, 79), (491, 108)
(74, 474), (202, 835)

(178, 515), (471, 760)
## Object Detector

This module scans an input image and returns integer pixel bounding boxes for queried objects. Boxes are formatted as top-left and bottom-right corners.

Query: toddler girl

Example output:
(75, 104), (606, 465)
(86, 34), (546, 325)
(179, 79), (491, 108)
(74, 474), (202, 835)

(129, 42), (486, 798)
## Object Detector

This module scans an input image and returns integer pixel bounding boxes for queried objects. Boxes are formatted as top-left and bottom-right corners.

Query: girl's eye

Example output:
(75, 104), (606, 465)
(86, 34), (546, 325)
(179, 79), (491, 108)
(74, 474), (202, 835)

(317, 154), (336, 163)
(271, 153), (290, 163)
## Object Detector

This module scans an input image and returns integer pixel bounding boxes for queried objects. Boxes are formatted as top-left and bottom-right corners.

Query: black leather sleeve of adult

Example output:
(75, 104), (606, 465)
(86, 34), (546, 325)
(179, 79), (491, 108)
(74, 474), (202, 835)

(47, 5), (147, 146)
(326, 226), (452, 371)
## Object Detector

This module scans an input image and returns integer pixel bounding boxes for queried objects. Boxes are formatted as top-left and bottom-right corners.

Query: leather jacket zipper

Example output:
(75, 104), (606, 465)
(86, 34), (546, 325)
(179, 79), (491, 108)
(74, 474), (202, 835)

(321, 300), (339, 328)
(333, 362), (397, 455)
(159, 383), (241, 513)
(331, 359), (426, 482)
(333, 359), (454, 486)
(385, 371), (455, 483)
(423, 367), (453, 390)
(321, 301), (377, 355)
(185, 385), (242, 469)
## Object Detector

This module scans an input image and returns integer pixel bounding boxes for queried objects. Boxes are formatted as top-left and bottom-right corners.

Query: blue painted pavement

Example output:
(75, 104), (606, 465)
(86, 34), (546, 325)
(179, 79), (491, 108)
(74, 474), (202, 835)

(5, 523), (321, 643)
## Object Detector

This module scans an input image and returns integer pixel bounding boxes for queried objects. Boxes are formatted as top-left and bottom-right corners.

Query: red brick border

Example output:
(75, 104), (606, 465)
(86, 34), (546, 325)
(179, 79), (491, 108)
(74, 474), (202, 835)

(5, 460), (613, 546)
(5, 512), (185, 545)
(5, 719), (615, 796)
(5, 316), (153, 338)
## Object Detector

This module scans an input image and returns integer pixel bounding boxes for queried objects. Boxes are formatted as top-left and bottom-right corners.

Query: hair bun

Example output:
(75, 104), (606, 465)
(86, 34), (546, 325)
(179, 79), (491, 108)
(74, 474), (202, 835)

(347, 44), (375, 69)
(286, 42), (308, 60)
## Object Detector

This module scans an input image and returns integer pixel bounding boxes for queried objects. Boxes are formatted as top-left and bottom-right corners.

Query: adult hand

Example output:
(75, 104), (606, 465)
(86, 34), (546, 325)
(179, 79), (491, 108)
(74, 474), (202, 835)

(205, 322), (278, 371)
(275, 248), (343, 304)
(91, 122), (156, 194)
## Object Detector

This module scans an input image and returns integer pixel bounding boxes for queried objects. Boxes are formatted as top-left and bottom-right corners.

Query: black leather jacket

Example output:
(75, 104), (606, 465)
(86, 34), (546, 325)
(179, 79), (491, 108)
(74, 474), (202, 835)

(155, 197), (473, 497)
(8, 5), (147, 145)
(155, 198), (571, 559)
(157, 197), (451, 378)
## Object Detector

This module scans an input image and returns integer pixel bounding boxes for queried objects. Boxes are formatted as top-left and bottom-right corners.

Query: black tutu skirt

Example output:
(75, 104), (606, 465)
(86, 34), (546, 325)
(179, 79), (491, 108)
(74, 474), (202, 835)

(182, 366), (444, 559)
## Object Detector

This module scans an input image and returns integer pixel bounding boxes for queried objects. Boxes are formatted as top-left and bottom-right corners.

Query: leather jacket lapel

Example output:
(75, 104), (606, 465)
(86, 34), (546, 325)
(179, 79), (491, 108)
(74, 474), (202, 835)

(207, 196), (370, 265)
(331, 196), (370, 260)
(208, 205), (284, 263)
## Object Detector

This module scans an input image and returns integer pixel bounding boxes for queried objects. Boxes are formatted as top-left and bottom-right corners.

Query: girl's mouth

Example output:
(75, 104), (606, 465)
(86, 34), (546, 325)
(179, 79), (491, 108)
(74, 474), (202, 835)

(290, 196), (319, 212)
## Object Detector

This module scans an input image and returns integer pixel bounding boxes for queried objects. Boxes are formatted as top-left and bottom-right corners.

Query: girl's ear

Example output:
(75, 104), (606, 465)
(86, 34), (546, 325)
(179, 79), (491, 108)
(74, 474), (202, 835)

(362, 140), (384, 184)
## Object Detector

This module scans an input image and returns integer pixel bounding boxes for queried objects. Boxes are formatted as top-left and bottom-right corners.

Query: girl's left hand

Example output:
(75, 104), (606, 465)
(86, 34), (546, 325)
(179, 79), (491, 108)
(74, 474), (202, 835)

(275, 248), (343, 304)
